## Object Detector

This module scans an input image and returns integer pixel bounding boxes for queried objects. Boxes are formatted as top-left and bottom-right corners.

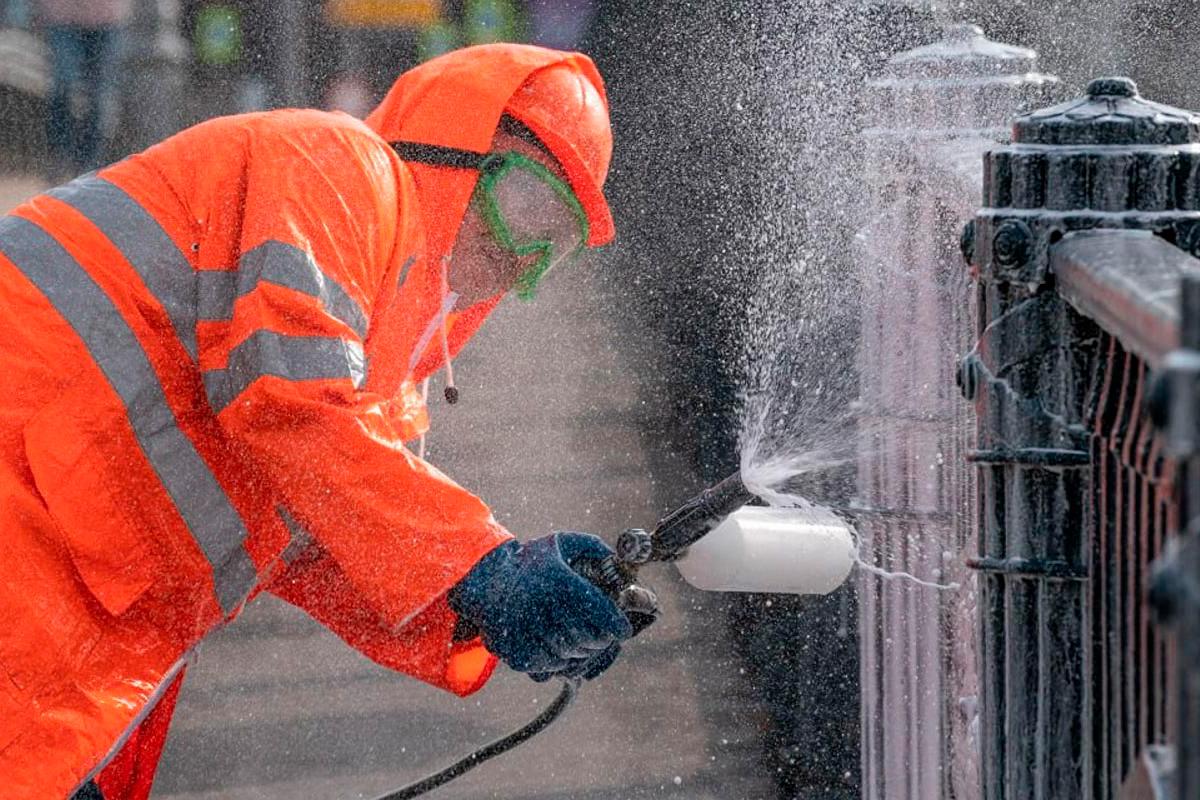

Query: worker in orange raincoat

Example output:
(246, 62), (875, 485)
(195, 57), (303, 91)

(0, 44), (639, 799)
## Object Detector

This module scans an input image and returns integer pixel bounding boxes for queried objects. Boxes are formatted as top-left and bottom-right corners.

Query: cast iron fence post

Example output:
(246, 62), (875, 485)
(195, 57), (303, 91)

(961, 76), (1200, 799)
(857, 23), (1056, 800)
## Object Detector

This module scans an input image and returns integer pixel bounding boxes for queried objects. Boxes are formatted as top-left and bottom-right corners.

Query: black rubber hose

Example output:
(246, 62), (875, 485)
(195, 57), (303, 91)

(374, 679), (580, 800)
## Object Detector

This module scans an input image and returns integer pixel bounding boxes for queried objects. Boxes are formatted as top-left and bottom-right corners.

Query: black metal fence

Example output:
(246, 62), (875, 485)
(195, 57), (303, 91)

(960, 77), (1200, 799)
(1145, 273), (1200, 800)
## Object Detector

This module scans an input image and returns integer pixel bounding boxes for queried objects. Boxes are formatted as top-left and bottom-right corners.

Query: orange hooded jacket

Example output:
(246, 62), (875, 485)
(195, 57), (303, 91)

(0, 44), (611, 799)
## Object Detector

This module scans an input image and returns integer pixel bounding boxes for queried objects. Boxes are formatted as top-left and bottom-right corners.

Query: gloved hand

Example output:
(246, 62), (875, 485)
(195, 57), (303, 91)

(449, 532), (633, 681)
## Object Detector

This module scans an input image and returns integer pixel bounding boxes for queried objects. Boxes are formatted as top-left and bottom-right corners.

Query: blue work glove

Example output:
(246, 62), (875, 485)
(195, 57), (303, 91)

(448, 532), (633, 680)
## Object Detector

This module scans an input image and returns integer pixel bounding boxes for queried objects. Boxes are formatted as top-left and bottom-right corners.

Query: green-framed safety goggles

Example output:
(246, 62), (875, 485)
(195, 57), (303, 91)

(391, 140), (590, 300)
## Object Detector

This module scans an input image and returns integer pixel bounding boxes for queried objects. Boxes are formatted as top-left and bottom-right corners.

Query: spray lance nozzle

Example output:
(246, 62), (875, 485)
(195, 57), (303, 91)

(639, 471), (755, 561)
(573, 472), (754, 632)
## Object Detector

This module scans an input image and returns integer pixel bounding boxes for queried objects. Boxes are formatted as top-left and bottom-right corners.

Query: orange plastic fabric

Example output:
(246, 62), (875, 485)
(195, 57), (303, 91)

(94, 670), (186, 800)
(0, 43), (609, 799)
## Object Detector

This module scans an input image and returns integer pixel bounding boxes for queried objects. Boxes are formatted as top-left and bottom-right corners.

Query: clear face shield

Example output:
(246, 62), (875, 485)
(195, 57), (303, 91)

(471, 151), (590, 300)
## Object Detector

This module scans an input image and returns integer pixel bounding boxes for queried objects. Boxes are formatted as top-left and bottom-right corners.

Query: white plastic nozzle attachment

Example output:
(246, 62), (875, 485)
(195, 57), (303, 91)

(674, 505), (855, 595)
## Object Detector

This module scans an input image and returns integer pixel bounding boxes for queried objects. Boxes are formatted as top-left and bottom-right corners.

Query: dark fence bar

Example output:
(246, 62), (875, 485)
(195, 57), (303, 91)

(1147, 274), (1200, 800)
(961, 77), (1200, 799)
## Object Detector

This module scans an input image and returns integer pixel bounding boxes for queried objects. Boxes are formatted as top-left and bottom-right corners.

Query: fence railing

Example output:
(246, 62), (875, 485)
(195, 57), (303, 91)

(960, 76), (1200, 800)
(1053, 231), (1182, 798)
(1147, 273), (1200, 800)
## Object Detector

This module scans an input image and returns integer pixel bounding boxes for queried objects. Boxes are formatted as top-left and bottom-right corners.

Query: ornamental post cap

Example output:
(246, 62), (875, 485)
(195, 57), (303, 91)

(1086, 77), (1137, 98)
(1014, 75), (1200, 146)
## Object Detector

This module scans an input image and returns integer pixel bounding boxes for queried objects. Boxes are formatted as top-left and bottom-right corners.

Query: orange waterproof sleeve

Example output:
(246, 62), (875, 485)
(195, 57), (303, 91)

(198, 117), (508, 693)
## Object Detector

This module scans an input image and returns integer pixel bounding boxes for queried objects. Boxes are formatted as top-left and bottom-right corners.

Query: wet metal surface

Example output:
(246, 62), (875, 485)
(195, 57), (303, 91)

(1053, 229), (1200, 369)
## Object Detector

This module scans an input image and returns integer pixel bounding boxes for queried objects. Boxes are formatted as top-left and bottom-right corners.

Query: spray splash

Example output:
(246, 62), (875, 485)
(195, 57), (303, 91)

(738, 398), (959, 591)
(738, 399), (850, 507)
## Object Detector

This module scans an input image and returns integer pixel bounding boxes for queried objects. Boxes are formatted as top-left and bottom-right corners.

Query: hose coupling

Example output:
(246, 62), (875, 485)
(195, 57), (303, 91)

(616, 528), (653, 564)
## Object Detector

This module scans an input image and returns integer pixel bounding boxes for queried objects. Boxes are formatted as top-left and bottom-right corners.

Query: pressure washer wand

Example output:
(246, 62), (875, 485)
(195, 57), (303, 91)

(374, 471), (755, 800)
(643, 471), (754, 561)
(573, 471), (754, 627)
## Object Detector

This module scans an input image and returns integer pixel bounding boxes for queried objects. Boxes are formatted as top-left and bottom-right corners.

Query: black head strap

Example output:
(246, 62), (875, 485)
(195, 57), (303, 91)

(390, 141), (489, 170)
(391, 115), (554, 171)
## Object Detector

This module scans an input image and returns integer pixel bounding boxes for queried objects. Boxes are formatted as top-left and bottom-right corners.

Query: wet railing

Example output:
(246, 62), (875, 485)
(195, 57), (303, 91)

(960, 77), (1200, 799)
(1047, 231), (1182, 798)
(1148, 274), (1200, 800)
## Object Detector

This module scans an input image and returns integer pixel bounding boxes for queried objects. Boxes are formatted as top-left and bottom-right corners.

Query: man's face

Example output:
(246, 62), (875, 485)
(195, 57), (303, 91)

(447, 131), (573, 308)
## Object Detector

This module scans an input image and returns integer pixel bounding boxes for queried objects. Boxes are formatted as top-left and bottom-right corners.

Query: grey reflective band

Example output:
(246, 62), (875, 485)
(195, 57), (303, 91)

(49, 177), (372, 357)
(47, 177), (200, 360)
(197, 241), (369, 338)
(0, 216), (257, 615)
(195, 270), (237, 321)
(204, 331), (366, 414)
(277, 506), (315, 565)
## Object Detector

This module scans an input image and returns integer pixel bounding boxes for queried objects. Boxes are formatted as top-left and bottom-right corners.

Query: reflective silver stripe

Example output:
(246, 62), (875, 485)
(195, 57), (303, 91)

(204, 331), (366, 413)
(0, 216), (257, 615)
(48, 178), (372, 356)
(196, 241), (369, 338)
(47, 176), (200, 360)
(196, 270), (238, 320)
(277, 507), (315, 565)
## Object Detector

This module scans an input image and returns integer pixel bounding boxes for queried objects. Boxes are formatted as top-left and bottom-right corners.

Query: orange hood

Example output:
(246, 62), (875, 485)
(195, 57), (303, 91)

(363, 44), (610, 396)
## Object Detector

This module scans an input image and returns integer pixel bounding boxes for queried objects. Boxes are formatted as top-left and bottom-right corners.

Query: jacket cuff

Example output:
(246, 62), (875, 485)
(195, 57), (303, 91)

(266, 533), (510, 696)
(398, 591), (499, 696)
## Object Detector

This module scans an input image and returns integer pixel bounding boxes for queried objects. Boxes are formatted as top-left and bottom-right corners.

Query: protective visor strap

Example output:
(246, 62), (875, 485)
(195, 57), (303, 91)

(390, 142), (490, 170)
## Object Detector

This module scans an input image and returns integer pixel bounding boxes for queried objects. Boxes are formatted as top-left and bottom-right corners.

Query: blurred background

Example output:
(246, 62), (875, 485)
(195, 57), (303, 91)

(1, 1), (1198, 798)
